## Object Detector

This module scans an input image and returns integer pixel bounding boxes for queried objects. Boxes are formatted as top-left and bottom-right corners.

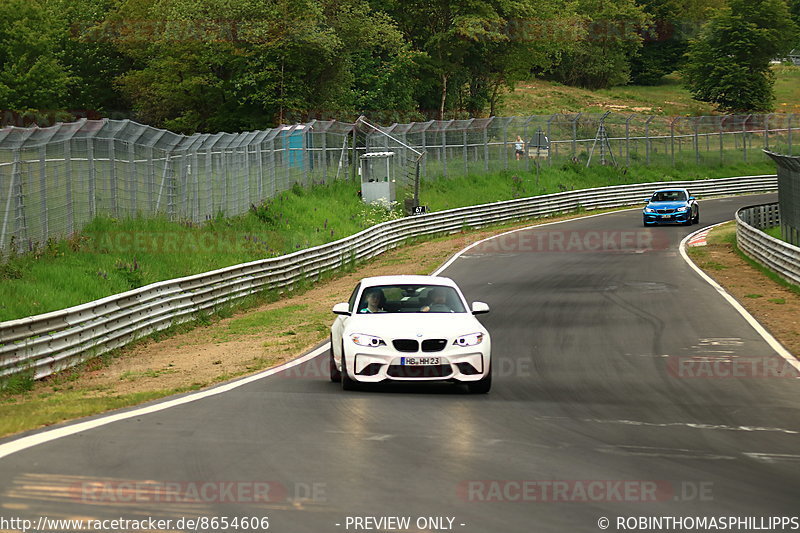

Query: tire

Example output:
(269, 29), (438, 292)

(329, 338), (341, 383)
(467, 363), (492, 394)
(341, 346), (358, 391)
(692, 209), (700, 225)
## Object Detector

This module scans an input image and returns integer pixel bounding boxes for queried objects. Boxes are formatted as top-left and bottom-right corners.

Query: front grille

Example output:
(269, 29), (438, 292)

(356, 363), (382, 376)
(455, 362), (481, 375)
(387, 364), (452, 378)
(421, 339), (447, 352)
(657, 209), (676, 214)
(392, 339), (419, 352)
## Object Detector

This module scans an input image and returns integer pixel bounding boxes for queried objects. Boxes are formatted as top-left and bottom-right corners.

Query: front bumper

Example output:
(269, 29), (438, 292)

(343, 344), (490, 383)
(643, 210), (691, 224)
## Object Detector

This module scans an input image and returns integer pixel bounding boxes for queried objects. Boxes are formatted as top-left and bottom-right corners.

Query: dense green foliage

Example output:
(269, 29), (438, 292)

(682, 0), (798, 112)
(0, 0), (798, 130)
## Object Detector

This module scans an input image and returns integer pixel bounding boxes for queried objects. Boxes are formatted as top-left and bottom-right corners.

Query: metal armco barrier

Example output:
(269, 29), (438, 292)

(0, 175), (777, 382)
(736, 203), (800, 285)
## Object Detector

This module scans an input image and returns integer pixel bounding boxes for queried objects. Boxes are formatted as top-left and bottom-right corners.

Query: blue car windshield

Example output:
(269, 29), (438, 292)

(652, 191), (686, 202)
(357, 285), (466, 314)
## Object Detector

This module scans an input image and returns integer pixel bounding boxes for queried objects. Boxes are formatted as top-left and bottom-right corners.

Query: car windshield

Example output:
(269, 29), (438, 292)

(357, 284), (466, 314)
(652, 190), (686, 202)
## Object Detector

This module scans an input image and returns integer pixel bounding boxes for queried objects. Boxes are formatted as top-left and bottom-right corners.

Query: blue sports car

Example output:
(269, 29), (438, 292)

(642, 188), (699, 226)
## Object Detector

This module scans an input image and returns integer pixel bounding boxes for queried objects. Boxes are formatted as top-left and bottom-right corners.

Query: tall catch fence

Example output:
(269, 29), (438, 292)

(1, 113), (797, 257)
(763, 151), (800, 247)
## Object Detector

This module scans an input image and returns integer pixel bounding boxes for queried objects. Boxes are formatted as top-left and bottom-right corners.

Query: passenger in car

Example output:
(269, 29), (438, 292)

(421, 288), (452, 312)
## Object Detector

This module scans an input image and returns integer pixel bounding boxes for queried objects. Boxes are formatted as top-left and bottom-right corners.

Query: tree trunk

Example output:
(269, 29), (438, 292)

(439, 73), (448, 120)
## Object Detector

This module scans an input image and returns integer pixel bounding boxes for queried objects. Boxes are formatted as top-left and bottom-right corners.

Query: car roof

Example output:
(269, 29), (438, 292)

(652, 188), (688, 193)
(359, 275), (458, 287)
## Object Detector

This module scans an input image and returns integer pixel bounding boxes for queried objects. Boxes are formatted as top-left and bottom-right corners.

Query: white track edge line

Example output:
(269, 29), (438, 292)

(679, 224), (800, 374)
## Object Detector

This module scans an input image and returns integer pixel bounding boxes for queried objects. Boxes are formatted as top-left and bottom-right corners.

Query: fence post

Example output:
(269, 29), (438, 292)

(87, 141), (96, 219)
(719, 116), (724, 165)
(743, 114), (750, 162)
(128, 141), (137, 214)
(39, 145), (48, 242)
(670, 118), (676, 166)
(192, 150), (200, 222)
(693, 118), (700, 164)
(483, 118), (491, 172)
(502, 121), (508, 170)
(64, 139), (73, 234)
(270, 137), (277, 197)
(572, 113), (580, 158)
(764, 114), (770, 150)
(463, 119), (471, 176)
(442, 121), (449, 178)
(109, 138), (118, 218)
(645, 116), (653, 165)
(625, 114), (633, 166)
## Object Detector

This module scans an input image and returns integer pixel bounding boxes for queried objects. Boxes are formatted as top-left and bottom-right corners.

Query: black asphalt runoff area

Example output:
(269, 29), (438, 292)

(0, 193), (798, 533)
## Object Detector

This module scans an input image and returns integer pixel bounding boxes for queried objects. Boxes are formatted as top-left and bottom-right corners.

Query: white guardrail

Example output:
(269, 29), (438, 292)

(736, 203), (800, 285)
(0, 175), (778, 381)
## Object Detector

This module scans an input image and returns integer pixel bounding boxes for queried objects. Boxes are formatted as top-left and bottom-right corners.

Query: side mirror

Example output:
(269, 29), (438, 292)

(644, 198), (651, 204)
(332, 302), (351, 316)
(471, 302), (490, 315)
(689, 196), (696, 201)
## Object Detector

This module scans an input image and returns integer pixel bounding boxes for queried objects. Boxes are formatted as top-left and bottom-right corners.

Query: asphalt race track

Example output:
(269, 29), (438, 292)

(1, 192), (798, 533)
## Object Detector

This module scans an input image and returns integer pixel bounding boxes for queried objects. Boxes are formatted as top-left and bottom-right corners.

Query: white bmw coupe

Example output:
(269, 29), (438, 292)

(330, 275), (492, 393)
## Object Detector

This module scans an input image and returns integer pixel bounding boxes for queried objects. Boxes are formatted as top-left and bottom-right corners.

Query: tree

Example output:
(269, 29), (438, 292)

(548, 0), (650, 89)
(682, 0), (798, 112)
(0, 0), (72, 112)
(630, 0), (724, 85)
(42, 0), (130, 114)
(377, 0), (567, 118)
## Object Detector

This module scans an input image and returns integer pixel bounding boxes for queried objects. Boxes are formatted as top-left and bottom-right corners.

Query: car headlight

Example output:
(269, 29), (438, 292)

(677, 206), (689, 212)
(453, 333), (484, 347)
(351, 333), (386, 347)
(644, 208), (656, 213)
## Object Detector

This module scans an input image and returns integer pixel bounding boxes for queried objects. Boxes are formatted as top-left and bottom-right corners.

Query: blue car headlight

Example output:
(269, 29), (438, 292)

(644, 208), (656, 214)
(677, 206), (689, 212)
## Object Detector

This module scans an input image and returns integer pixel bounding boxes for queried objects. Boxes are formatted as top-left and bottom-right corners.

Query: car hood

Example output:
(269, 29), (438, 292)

(344, 312), (487, 339)
(646, 201), (688, 209)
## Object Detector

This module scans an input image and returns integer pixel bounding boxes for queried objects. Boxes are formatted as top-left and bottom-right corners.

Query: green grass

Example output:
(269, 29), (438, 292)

(500, 67), (800, 116)
(0, 388), (195, 437)
(0, 159), (776, 323)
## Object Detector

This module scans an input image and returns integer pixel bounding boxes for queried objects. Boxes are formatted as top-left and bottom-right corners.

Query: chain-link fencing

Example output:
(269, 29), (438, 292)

(1, 113), (797, 257)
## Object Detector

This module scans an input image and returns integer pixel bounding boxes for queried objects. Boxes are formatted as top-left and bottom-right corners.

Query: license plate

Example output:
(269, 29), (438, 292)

(663, 215), (672, 219)
(401, 357), (440, 366)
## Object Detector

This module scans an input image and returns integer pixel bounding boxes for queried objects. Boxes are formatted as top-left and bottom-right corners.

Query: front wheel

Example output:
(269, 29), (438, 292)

(467, 364), (492, 394)
(341, 348), (359, 391)
(692, 209), (700, 225)
(329, 343), (341, 383)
